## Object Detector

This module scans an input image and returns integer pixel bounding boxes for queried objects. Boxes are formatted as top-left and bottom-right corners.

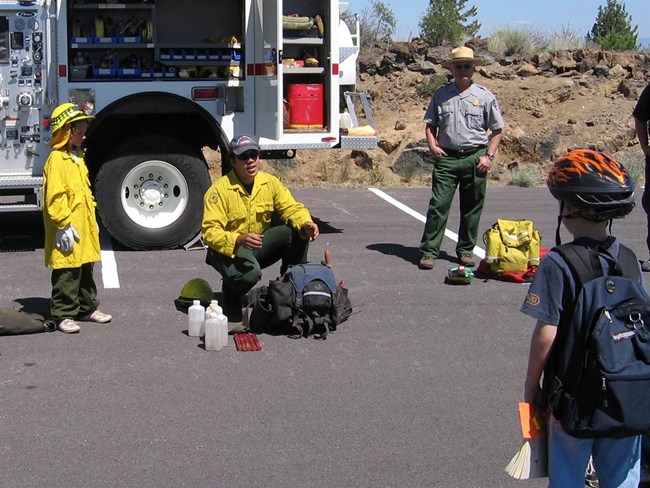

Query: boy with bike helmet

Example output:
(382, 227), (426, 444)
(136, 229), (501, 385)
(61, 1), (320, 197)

(521, 149), (642, 486)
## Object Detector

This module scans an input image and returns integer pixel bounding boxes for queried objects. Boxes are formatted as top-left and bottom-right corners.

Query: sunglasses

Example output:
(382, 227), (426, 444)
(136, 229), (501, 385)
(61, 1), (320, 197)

(453, 64), (474, 70)
(236, 150), (259, 160)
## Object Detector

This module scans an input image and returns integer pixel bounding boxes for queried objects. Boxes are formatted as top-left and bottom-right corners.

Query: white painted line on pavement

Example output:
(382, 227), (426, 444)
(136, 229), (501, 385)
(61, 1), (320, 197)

(99, 231), (120, 289)
(369, 187), (425, 223)
(368, 187), (486, 259)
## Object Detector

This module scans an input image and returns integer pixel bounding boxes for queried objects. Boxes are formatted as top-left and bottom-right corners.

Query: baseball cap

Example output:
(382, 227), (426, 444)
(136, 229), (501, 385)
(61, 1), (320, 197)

(229, 134), (260, 155)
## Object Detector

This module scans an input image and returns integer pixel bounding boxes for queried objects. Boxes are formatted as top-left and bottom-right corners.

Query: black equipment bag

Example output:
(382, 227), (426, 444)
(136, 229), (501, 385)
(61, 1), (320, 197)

(247, 263), (352, 339)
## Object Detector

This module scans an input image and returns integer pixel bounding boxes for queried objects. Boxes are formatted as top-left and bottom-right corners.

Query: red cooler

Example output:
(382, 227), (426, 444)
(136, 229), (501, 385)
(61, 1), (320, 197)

(287, 84), (324, 128)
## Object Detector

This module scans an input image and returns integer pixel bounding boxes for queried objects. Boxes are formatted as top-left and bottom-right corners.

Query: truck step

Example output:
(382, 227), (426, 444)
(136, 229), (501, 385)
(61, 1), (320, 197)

(340, 135), (379, 149)
(0, 202), (41, 213)
(0, 175), (43, 190)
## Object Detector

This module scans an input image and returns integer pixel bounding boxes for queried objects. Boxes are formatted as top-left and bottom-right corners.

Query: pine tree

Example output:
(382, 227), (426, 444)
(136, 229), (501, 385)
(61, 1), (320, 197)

(418, 0), (480, 46)
(587, 0), (638, 51)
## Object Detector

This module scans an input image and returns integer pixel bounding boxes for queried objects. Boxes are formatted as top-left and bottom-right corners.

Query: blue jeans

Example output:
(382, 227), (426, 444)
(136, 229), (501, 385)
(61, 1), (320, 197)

(548, 415), (641, 488)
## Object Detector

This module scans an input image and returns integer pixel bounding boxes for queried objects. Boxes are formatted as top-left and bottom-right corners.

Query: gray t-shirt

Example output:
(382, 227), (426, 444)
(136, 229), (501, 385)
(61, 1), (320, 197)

(423, 81), (504, 149)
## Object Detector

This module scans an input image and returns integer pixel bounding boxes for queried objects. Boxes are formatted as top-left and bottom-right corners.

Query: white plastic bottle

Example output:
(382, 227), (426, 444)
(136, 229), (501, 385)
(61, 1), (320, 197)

(187, 300), (205, 337)
(340, 109), (352, 129)
(204, 309), (221, 351)
(207, 300), (219, 315)
(213, 304), (229, 349)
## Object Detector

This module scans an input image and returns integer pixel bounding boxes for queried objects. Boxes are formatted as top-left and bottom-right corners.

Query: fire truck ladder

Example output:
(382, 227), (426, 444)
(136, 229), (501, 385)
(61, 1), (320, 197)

(341, 91), (378, 150)
(343, 91), (376, 129)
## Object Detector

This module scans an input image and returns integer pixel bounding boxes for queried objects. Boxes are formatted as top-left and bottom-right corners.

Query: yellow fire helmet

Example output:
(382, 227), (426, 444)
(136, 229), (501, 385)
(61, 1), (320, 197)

(178, 278), (214, 306)
(50, 102), (95, 134)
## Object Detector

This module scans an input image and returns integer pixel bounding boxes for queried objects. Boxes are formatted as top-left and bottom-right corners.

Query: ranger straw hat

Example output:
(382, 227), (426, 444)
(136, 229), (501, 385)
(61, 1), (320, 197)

(441, 46), (486, 69)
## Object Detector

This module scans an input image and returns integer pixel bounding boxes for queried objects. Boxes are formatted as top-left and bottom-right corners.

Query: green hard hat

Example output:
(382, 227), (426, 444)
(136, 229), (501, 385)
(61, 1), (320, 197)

(178, 278), (213, 305)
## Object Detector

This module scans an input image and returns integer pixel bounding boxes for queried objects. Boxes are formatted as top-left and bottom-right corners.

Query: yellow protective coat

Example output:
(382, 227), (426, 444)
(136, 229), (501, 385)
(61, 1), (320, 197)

(202, 171), (312, 258)
(42, 150), (100, 269)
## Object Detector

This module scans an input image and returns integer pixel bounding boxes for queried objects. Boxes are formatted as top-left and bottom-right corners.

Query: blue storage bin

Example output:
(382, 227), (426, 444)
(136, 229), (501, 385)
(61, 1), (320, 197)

(92, 61), (116, 79)
(117, 35), (142, 44)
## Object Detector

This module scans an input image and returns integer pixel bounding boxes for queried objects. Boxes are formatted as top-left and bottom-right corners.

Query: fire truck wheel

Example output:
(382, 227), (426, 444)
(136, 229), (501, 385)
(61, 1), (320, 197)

(94, 136), (211, 250)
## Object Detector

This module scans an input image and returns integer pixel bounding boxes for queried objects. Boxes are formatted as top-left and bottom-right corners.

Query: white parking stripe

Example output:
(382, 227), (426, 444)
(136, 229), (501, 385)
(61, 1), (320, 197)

(368, 187), (486, 259)
(99, 231), (120, 289)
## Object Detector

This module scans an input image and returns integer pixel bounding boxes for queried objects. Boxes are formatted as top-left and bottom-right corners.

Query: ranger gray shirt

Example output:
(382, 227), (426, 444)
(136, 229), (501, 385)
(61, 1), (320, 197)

(423, 82), (504, 150)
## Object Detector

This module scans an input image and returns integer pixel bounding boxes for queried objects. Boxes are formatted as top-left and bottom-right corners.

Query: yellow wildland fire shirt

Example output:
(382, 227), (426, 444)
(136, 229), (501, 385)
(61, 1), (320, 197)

(42, 150), (101, 269)
(202, 171), (312, 258)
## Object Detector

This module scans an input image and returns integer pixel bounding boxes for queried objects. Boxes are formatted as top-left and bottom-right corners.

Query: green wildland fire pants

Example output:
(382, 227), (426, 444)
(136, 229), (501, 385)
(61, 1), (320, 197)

(50, 262), (100, 321)
(206, 224), (309, 296)
(420, 151), (487, 258)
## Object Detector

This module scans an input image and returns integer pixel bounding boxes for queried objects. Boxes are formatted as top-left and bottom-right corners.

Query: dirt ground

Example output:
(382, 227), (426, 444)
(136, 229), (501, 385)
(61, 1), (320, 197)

(205, 47), (647, 189)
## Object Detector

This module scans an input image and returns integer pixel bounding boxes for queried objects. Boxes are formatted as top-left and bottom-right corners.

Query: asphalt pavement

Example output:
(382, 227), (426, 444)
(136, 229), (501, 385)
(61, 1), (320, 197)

(1, 187), (648, 488)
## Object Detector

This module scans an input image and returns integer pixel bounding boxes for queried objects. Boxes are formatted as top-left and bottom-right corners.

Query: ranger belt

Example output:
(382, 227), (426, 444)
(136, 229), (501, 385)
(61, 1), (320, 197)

(441, 146), (486, 158)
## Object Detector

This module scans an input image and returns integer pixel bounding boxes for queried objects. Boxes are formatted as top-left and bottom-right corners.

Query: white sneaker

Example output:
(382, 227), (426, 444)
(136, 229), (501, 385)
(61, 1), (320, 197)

(58, 319), (80, 334)
(642, 259), (650, 272)
(82, 309), (112, 323)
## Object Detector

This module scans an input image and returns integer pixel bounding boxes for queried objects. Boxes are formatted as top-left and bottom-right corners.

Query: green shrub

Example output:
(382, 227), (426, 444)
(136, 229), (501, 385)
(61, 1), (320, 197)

(400, 165), (416, 184)
(340, 160), (353, 182)
(619, 155), (645, 187)
(487, 27), (547, 56)
(507, 167), (544, 188)
(369, 167), (385, 185)
(417, 74), (447, 98)
(548, 26), (588, 51)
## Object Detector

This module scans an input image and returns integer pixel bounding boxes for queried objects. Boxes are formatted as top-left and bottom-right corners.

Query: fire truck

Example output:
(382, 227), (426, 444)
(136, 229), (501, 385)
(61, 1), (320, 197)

(0, 0), (376, 249)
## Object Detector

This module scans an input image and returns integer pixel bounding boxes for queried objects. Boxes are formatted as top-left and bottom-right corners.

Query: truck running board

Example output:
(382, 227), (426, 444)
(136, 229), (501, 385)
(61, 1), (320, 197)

(0, 202), (41, 213)
(0, 176), (43, 213)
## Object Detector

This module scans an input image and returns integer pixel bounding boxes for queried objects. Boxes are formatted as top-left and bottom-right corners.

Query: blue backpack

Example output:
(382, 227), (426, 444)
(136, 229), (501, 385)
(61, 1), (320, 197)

(543, 239), (650, 438)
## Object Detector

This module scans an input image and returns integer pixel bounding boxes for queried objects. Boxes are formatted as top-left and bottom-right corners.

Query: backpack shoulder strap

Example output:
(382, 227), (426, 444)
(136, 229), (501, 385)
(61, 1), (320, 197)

(552, 237), (637, 287)
(616, 243), (641, 282)
(553, 243), (602, 287)
(542, 244), (600, 409)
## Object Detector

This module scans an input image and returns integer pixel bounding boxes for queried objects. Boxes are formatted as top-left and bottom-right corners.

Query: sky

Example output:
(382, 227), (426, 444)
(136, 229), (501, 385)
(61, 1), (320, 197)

(344, 0), (650, 42)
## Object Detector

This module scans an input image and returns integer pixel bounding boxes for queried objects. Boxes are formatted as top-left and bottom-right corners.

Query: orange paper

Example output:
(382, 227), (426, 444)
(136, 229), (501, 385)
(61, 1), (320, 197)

(518, 402), (545, 439)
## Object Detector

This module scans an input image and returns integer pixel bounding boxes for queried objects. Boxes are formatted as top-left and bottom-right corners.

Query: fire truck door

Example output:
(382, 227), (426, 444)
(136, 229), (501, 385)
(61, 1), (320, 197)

(254, 0), (281, 141)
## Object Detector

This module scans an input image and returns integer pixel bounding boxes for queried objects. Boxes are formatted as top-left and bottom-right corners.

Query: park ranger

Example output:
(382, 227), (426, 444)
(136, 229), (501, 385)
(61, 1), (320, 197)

(418, 46), (504, 270)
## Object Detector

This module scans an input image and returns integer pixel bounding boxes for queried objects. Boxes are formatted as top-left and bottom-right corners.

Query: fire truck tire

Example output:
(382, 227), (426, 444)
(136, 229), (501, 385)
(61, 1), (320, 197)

(94, 136), (211, 250)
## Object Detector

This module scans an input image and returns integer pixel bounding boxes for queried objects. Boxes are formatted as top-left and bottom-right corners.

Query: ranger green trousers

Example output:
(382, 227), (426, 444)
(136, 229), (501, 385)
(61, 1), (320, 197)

(206, 224), (309, 296)
(419, 152), (487, 258)
(50, 262), (100, 321)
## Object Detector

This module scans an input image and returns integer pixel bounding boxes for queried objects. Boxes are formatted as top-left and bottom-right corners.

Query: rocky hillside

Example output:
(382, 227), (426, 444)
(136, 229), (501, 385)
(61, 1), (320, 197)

(352, 39), (650, 186)
(211, 40), (650, 188)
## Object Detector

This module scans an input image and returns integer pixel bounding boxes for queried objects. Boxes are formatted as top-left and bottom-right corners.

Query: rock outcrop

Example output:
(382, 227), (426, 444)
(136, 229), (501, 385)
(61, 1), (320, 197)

(354, 39), (650, 183)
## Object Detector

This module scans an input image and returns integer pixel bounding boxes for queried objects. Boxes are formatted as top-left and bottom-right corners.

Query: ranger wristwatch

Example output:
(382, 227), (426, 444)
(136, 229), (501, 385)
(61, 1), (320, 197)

(486, 153), (495, 161)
